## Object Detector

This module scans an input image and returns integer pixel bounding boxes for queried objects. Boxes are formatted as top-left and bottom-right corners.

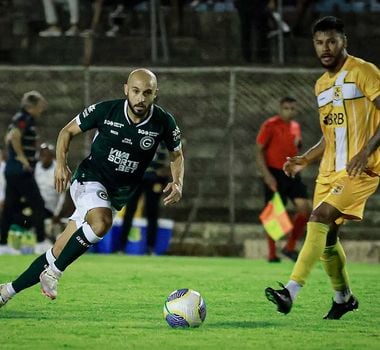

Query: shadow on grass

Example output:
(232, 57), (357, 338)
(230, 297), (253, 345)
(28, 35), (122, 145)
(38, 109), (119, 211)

(206, 320), (281, 329)
(0, 310), (47, 319)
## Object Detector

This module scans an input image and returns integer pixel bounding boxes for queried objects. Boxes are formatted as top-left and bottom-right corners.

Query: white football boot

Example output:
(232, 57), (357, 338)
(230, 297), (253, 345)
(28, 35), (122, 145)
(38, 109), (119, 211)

(0, 283), (12, 308)
(40, 266), (61, 300)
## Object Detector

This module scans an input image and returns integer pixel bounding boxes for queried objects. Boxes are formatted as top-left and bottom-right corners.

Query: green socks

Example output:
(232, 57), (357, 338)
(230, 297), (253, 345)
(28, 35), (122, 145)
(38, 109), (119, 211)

(12, 249), (56, 293)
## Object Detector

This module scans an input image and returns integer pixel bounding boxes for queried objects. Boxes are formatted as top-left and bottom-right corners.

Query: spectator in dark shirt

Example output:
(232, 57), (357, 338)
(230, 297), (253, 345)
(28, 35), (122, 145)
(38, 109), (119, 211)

(120, 142), (171, 254)
(234, 0), (275, 63)
(0, 91), (51, 255)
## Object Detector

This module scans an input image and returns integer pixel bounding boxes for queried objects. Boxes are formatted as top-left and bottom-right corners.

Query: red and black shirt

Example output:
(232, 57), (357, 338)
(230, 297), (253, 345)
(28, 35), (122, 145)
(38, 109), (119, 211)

(5, 110), (38, 175)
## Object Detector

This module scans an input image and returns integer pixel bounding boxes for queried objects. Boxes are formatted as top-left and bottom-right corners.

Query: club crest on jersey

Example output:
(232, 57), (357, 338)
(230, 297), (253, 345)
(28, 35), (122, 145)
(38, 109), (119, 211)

(331, 184), (344, 195)
(333, 86), (343, 101)
(140, 136), (155, 150)
(97, 190), (109, 201)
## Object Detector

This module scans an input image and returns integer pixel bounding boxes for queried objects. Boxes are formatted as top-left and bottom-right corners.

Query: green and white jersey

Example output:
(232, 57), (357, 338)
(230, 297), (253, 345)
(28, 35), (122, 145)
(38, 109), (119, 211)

(72, 99), (181, 210)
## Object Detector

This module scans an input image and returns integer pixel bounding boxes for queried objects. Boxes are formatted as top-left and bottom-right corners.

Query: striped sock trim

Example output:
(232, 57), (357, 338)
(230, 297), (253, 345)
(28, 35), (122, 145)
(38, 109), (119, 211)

(50, 263), (63, 277)
(46, 248), (56, 266)
(285, 280), (302, 301)
(82, 222), (102, 244)
(6, 283), (16, 297)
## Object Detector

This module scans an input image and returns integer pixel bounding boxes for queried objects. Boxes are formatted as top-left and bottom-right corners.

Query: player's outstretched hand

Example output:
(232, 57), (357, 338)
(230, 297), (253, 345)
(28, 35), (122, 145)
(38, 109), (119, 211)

(283, 156), (308, 177)
(346, 149), (369, 177)
(163, 182), (182, 206)
(54, 164), (72, 193)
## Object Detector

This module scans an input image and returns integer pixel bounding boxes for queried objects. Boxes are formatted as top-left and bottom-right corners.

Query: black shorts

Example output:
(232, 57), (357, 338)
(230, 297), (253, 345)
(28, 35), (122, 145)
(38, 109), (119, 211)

(263, 167), (308, 205)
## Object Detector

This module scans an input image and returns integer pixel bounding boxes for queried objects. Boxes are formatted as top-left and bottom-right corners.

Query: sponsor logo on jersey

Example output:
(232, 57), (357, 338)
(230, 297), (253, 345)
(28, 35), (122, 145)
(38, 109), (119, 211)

(323, 112), (345, 126)
(107, 148), (139, 173)
(122, 137), (132, 144)
(82, 104), (96, 118)
(331, 184), (344, 195)
(97, 190), (109, 201)
(172, 126), (181, 141)
(104, 120), (124, 128)
(138, 129), (159, 137)
(110, 130), (119, 135)
(140, 136), (155, 150)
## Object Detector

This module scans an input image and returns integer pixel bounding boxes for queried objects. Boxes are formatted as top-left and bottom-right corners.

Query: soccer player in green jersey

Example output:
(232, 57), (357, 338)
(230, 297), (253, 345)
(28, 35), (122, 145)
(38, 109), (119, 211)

(0, 68), (184, 305)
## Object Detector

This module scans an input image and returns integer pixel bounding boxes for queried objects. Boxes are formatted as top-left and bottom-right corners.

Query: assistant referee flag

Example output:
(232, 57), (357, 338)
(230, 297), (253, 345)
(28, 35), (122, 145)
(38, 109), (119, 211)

(259, 192), (293, 241)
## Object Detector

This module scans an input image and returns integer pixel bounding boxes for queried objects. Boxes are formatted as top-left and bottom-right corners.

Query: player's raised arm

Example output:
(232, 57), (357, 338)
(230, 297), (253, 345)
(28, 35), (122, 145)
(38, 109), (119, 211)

(55, 118), (83, 193)
(163, 149), (184, 206)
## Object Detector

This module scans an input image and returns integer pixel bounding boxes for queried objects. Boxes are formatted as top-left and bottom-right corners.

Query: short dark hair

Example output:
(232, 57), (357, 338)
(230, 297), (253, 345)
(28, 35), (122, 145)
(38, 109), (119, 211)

(312, 16), (345, 35)
(280, 96), (297, 105)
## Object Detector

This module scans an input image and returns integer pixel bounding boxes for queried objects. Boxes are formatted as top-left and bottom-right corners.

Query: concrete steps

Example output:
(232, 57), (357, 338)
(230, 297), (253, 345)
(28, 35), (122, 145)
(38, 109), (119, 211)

(4, 10), (380, 66)
(168, 222), (380, 262)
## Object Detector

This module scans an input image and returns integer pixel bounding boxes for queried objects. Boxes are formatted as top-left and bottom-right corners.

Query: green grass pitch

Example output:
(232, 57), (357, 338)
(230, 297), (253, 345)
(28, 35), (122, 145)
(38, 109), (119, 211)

(1, 254), (379, 350)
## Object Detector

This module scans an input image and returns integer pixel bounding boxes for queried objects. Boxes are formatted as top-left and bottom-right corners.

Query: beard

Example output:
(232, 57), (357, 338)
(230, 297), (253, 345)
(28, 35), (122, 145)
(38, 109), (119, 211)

(319, 50), (346, 70)
(319, 57), (340, 70)
(128, 99), (152, 118)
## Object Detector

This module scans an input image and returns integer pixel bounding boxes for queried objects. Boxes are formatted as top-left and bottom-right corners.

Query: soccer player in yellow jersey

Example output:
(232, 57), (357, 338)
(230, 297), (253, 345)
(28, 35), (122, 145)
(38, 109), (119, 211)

(265, 16), (380, 319)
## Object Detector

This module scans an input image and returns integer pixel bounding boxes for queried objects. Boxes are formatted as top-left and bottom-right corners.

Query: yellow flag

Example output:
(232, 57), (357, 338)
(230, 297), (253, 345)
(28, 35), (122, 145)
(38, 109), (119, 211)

(259, 192), (293, 241)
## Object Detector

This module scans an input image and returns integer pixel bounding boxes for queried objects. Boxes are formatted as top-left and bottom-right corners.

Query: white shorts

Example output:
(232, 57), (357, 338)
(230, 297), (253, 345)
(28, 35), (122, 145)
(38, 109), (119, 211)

(69, 180), (115, 228)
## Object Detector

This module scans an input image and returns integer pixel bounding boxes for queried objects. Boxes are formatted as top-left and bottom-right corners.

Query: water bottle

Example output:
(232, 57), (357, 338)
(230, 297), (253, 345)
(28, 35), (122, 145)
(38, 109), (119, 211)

(8, 224), (23, 250)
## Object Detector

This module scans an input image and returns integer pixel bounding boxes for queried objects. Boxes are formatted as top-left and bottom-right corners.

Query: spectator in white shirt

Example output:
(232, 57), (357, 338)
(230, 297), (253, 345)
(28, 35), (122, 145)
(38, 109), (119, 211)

(34, 143), (66, 249)
(34, 143), (65, 254)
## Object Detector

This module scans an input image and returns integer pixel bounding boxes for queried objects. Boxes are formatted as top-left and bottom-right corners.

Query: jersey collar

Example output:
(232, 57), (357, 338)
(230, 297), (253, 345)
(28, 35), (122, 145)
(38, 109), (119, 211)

(124, 100), (154, 127)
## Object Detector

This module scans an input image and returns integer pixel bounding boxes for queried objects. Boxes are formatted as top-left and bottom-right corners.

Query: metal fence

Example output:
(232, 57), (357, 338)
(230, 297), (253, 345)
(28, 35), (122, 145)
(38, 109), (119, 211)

(0, 65), (324, 237)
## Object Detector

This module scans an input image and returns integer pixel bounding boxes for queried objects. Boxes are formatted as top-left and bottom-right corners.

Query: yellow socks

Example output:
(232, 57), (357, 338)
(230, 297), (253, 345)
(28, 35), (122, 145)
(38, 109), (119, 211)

(290, 222), (329, 286)
(320, 239), (350, 294)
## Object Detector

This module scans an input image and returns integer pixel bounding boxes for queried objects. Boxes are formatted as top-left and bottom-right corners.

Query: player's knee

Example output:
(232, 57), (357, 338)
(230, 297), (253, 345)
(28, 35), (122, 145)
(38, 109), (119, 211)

(88, 217), (112, 237)
(309, 211), (334, 225)
(309, 202), (341, 225)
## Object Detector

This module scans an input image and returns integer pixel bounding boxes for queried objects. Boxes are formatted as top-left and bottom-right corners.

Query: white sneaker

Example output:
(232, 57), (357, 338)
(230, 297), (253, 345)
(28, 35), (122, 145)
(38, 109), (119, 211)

(0, 244), (21, 255)
(40, 266), (61, 300)
(39, 26), (62, 37)
(64, 25), (79, 37)
(0, 284), (12, 308)
(105, 25), (120, 37)
(34, 240), (53, 255)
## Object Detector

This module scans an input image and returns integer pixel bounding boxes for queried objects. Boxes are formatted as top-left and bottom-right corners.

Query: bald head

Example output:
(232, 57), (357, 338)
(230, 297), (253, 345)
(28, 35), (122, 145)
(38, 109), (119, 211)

(127, 68), (157, 89)
(124, 68), (158, 120)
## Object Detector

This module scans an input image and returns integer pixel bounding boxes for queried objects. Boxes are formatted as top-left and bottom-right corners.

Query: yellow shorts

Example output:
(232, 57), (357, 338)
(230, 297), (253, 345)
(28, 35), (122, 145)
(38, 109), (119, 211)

(313, 171), (379, 220)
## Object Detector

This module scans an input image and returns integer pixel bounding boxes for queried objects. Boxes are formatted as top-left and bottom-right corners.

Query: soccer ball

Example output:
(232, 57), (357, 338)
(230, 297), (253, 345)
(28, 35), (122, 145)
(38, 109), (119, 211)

(163, 288), (207, 328)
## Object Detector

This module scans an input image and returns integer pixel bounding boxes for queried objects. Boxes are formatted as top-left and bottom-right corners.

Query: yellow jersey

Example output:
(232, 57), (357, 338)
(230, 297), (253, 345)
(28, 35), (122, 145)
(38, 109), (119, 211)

(315, 55), (380, 177)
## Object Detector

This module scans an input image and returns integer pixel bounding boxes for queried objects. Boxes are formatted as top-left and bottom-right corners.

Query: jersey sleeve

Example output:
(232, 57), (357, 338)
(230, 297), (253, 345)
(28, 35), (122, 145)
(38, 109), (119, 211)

(354, 62), (380, 102)
(291, 121), (301, 139)
(162, 113), (182, 152)
(75, 101), (109, 132)
(290, 120), (302, 148)
(256, 121), (272, 147)
(11, 115), (27, 133)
